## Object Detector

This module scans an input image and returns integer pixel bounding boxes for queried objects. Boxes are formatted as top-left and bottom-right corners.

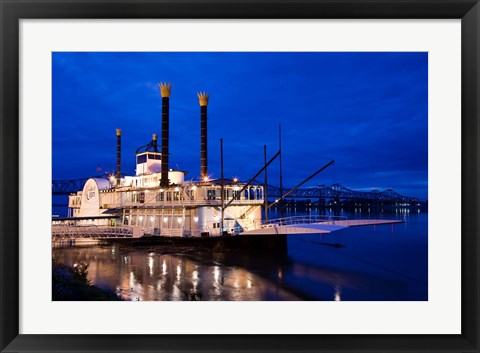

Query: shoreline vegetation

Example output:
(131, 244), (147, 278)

(52, 260), (121, 301)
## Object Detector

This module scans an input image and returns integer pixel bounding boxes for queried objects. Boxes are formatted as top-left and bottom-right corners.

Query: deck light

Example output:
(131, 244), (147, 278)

(163, 217), (168, 223)
(177, 218), (182, 223)
(194, 217), (199, 223)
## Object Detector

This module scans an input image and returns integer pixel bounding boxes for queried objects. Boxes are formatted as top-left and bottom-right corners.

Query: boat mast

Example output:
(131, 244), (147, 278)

(224, 150), (280, 208)
(220, 138), (225, 235)
(279, 124), (284, 219)
(264, 144), (268, 223)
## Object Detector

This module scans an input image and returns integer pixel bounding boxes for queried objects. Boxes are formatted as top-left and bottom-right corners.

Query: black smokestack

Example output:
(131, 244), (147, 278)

(152, 133), (158, 152)
(115, 128), (121, 186)
(159, 82), (172, 187)
(198, 92), (209, 180)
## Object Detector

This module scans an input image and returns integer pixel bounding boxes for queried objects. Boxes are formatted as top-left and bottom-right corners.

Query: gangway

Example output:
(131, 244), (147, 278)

(240, 215), (403, 235)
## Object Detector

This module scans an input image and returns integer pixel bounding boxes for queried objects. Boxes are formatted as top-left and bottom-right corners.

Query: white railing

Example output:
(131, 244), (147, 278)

(107, 199), (263, 208)
(260, 215), (348, 228)
(52, 225), (135, 239)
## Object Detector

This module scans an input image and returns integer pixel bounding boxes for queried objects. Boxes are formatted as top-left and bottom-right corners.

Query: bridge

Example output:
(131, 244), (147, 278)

(52, 177), (420, 202)
(266, 183), (420, 202)
(52, 177), (92, 195)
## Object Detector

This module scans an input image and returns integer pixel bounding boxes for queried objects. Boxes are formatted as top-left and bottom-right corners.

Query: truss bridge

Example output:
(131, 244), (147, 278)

(266, 183), (420, 202)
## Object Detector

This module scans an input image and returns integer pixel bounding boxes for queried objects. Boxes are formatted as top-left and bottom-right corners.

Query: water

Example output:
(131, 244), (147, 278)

(52, 208), (427, 301)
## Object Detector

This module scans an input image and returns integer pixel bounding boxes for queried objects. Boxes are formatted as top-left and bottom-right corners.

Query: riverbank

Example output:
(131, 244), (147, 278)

(52, 260), (120, 301)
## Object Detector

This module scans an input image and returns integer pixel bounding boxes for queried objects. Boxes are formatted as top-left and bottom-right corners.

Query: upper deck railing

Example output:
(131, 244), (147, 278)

(102, 199), (264, 209)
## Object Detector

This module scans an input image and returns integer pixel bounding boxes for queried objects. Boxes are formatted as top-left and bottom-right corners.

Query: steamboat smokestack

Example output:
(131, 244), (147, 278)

(159, 82), (172, 187)
(115, 128), (121, 186)
(198, 92), (209, 180)
(152, 133), (158, 152)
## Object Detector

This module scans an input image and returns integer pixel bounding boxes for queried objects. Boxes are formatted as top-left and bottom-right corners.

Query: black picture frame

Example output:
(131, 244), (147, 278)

(1, 1), (479, 352)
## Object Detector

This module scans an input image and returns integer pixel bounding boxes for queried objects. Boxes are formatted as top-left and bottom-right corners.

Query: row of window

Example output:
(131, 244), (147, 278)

(136, 153), (161, 164)
(125, 188), (264, 203)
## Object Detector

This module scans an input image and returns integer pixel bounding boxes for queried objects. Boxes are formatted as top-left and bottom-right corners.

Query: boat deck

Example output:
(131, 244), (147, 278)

(333, 219), (404, 226)
(242, 217), (404, 235)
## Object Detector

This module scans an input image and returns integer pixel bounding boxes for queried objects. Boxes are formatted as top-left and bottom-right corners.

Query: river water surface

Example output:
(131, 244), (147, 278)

(52, 209), (428, 301)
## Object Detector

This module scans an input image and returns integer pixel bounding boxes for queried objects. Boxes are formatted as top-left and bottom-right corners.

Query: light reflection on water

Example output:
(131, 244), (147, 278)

(52, 246), (300, 301)
(52, 211), (428, 301)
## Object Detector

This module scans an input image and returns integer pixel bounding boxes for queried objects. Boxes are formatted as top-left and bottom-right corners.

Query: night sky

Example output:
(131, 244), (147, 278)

(52, 52), (428, 200)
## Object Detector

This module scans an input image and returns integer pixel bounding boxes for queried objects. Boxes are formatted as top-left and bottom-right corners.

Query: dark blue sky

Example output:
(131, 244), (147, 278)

(52, 52), (428, 200)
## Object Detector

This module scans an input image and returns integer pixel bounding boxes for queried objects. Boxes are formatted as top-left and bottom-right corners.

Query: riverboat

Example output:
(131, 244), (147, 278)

(60, 82), (403, 240)
(65, 83), (264, 237)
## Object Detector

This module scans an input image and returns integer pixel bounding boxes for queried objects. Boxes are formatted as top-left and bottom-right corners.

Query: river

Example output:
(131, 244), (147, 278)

(52, 208), (428, 301)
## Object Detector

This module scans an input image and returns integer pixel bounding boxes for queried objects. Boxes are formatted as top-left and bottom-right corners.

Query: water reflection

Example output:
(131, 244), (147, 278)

(52, 211), (428, 301)
(52, 245), (300, 301)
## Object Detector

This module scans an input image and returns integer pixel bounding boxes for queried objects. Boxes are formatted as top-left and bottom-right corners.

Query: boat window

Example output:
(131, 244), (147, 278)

(137, 155), (147, 164)
(207, 189), (216, 200)
(155, 155), (162, 160)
